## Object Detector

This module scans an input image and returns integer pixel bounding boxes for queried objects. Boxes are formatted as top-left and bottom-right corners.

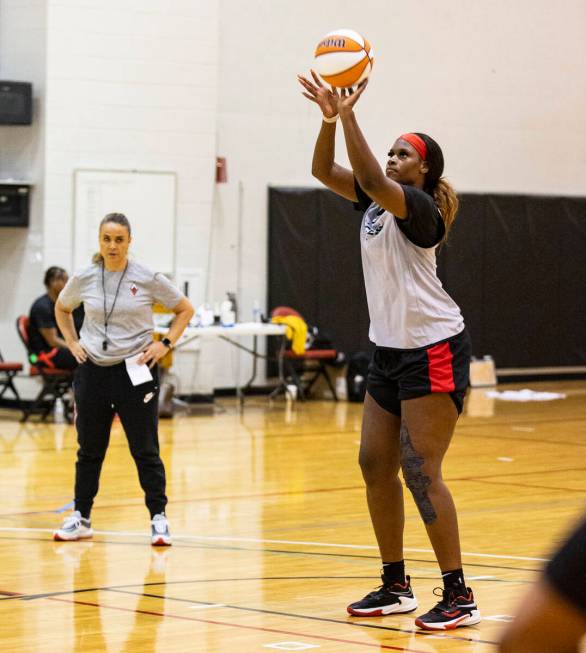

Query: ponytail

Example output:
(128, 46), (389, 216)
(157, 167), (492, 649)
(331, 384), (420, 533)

(433, 177), (459, 240)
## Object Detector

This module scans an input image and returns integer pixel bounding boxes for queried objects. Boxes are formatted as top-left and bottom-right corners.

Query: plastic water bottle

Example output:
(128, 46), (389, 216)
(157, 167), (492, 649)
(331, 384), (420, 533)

(252, 300), (262, 323)
(220, 299), (235, 326)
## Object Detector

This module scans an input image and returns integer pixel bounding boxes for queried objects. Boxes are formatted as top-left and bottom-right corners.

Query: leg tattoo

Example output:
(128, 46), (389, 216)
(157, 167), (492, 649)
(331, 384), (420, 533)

(400, 422), (437, 525)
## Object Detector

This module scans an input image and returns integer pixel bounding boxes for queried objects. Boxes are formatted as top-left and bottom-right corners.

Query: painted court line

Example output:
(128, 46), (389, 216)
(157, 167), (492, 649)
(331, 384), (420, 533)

(0, 526), (549, 562)
(46, 596), (432, 653)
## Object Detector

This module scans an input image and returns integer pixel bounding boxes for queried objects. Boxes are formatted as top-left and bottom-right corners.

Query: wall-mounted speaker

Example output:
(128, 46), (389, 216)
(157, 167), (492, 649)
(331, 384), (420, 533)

(0, 81), (33, 125)
(0, 184), (30, 226)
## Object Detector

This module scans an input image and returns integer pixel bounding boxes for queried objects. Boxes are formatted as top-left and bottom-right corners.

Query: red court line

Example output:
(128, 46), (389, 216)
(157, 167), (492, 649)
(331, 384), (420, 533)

(47, 596), (431, 652)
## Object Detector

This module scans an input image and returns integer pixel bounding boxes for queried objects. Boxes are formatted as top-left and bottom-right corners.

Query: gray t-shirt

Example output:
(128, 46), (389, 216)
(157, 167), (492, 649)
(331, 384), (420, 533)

(58, 260), (184, 366)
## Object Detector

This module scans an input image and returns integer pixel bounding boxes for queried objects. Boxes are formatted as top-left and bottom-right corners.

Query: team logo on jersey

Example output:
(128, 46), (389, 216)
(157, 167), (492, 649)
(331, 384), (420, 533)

(130, 283), (138, 296)
(363, 205), (386, 237)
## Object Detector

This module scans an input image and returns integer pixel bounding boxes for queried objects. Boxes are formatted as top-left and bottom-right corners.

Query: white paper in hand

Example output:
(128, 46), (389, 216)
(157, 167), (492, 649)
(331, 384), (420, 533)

(125, 353), (153, 386)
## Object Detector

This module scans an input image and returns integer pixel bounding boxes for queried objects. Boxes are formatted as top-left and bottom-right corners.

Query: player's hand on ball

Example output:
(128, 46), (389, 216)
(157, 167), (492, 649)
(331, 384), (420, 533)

(297, 70), (339, 119)
(338, 78), (368, 115)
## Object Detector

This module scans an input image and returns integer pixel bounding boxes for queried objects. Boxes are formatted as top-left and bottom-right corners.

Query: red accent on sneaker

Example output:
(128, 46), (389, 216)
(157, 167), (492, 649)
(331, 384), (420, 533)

(347, 607), (384, 617)
(442, 610), (462, 618)
(443, 615), (470, 630)
(415, 613), (470, 631)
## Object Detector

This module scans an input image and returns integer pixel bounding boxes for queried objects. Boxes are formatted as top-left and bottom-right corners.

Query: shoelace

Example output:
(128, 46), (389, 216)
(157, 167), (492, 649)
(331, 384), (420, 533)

(367, 580), (406, 598)
(430, 587), (456, 612)
(152, 516), (168, 534)
(63, 515), (82, 530)
(430, 586), (471, 613)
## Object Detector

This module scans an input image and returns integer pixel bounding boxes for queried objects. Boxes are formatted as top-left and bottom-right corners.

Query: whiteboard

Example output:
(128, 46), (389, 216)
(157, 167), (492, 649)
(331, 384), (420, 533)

(73, 169), (176, 274)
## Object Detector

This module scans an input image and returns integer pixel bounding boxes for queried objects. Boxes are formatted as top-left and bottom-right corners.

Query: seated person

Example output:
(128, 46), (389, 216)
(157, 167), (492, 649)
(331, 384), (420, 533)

(28, 266), (84, 370)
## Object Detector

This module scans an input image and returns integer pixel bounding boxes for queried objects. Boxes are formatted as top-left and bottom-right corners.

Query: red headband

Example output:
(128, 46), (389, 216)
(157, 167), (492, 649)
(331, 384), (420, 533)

(399, 133), (427, 160)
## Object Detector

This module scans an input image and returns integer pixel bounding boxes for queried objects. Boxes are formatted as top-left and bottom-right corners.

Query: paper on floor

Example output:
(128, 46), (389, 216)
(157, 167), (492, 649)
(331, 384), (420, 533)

(485, 389), (566, 402)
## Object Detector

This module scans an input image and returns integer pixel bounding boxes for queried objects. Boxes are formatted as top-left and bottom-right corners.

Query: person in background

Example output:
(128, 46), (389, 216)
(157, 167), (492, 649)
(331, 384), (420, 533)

(499, 516), (586, 652)
(53, 212), (194, 545)
(28, 266), (84, 369)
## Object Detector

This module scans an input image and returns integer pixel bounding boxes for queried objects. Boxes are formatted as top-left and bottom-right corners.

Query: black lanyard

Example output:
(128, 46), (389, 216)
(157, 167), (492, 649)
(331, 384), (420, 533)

(101, 261), (128, 351)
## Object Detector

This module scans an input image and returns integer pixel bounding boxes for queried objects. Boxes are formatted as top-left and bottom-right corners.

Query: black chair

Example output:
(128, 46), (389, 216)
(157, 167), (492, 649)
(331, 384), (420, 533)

(16, 315), (74, 423)
(0, 349), (23, 409)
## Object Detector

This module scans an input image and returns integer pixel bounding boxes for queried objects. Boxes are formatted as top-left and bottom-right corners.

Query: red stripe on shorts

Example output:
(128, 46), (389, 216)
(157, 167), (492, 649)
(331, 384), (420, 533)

(426, 342), (455, 393)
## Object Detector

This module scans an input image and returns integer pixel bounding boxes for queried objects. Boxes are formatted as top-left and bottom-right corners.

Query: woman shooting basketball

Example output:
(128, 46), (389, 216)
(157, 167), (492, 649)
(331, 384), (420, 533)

(297, 71), (480, 631)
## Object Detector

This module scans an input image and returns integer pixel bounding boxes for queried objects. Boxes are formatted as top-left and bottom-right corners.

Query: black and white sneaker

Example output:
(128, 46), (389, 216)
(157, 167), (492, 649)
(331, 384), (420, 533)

(415, 586), (481, 630)
(347, 575), (418, 617)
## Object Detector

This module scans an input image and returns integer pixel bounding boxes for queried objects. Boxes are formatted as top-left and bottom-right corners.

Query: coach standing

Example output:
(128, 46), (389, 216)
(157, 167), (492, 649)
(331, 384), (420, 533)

(53, 212), (193, 545)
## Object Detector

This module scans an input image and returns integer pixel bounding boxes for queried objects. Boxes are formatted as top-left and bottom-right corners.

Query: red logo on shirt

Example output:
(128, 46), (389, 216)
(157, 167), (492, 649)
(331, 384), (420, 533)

(130, 284), (138, 295)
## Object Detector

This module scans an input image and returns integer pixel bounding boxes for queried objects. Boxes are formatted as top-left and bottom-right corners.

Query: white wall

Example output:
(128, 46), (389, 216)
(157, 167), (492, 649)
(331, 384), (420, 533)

(42, 0), (220, 394)
(43, 0), (219, 272)
(208, 0), (586, 387)
(0, 0), (46, 397)
(0, 1), (584, 393)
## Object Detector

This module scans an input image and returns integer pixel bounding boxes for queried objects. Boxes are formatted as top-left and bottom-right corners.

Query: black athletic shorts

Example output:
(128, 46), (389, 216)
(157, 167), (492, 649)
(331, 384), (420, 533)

(366, 329), (471, 417)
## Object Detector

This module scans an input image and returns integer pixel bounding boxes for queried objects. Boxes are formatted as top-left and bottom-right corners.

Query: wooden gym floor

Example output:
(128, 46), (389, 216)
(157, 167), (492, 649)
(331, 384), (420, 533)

(0, 379), (585, 652)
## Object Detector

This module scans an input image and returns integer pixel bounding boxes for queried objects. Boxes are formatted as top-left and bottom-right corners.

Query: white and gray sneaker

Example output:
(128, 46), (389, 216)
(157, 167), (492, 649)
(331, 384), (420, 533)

(151, 513), (172, 546)
(53, 510), (93, 541)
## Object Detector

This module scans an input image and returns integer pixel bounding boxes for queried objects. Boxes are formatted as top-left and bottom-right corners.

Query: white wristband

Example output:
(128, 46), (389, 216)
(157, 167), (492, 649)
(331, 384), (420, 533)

(322, 114), (339, 124)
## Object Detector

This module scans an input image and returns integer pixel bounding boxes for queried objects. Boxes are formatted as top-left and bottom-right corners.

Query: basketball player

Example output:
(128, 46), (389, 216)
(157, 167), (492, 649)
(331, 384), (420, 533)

(298, 71), (480, 630)
(53, 213), (193, 545)
(499, 516), (586, 651)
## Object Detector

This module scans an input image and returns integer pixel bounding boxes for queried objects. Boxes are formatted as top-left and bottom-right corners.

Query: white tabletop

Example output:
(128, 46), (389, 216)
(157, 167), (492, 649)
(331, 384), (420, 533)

(155, 322), (286, 339)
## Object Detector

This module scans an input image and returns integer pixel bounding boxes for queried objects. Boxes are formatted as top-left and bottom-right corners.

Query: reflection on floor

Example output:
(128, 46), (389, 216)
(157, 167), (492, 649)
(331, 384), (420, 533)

(0, 380), (585, 652)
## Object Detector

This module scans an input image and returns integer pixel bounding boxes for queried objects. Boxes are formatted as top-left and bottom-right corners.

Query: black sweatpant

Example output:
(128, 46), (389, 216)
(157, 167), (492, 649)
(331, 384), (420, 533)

(73, 359), (167, 519)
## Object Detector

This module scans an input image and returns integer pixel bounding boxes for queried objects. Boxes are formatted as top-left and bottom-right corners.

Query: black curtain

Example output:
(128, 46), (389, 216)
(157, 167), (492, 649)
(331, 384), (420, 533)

(268, 187), (371, 354)
(268, 187), (586, 368)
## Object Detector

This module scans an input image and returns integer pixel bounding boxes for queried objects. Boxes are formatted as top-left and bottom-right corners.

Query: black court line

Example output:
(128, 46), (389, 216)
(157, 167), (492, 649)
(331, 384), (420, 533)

(4, 460), (584, 520)
(0, 427), (360, 456)
(1, 573), (517, 604)
(0, 534), (544, 575)
(461, 416), (586, 428)
(0, 582), (498, 647)
(465, 478), (586, 494)
(452, 466), (586, 482)
(106, 586), (499, 646)
(42, 595), (447, 653)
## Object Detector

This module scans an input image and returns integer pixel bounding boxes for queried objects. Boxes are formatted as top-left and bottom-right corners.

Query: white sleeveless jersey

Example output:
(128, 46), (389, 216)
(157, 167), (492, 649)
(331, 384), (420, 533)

(360, 200), (465, 349)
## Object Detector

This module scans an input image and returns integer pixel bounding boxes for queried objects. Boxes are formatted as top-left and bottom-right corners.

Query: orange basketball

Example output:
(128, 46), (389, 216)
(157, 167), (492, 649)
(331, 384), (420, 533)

(314, 28), (374, 89)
